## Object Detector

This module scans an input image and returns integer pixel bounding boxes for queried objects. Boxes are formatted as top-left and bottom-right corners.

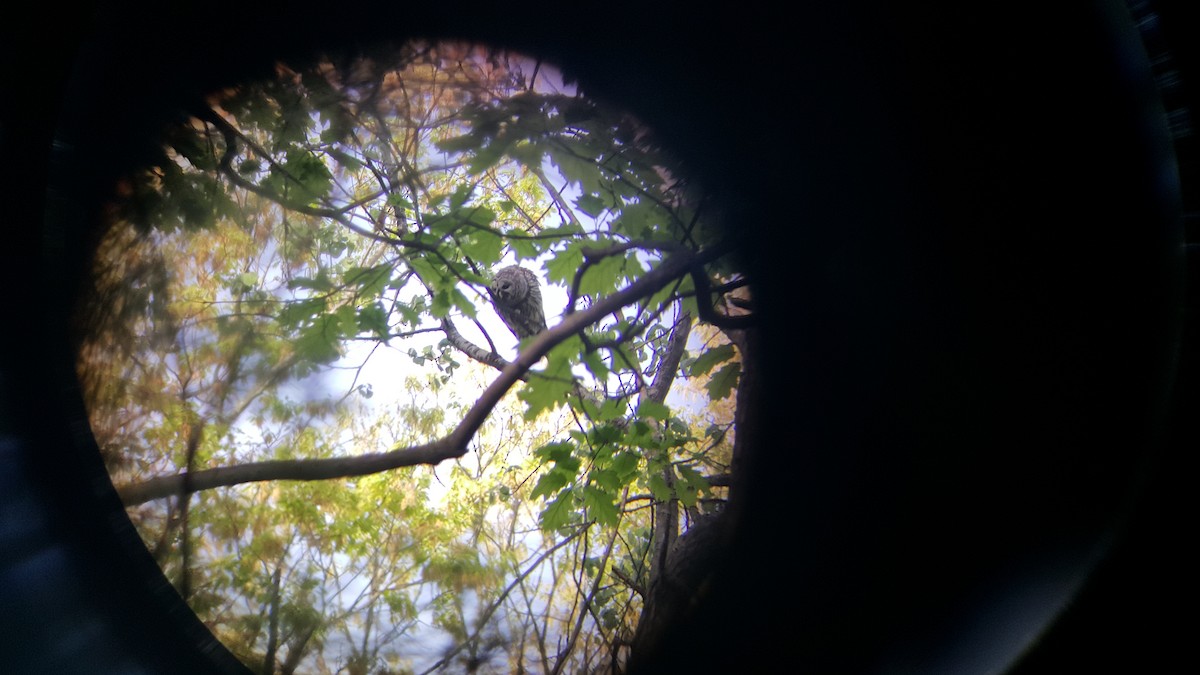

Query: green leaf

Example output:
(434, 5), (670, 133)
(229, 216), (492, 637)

(425, 213), (459, 236)
(579, 253), (626, 296)
(636, 400), (670, 422)
(409, 256), (449, 289)
(540, 489), (576, 532)
(430, 289), (452, 318)
(648, 474), (672, 502)
(610, 199), (664, 238)
(706, 362), (741, 400)
(677, 484), (699, 508)
(287, 275), (333, 292)
(667, 417), (692, 438)
(611, 451), (640, 479)
(589, 468), (621, 491)
(278, 297), (328, 328)
(273, 149), (333, 203)
(335, 304), (358, 337)
(449, 184), (474, 210)
(590, 424), (623, 445)
(344, 263), (392, 297)
(510, 236), (540, 260)
(596, 398), (627, 422)
(575, 193), (607, 217)
(435, 134), (483, 153)
(544, 245), (584, 285)
(534, 441), (574, 463)
(450, 288), (478, 319)
(460, 229), (503, 264)
(169, 128), (219, 171)
(689, 343), (736, 377)
(324, 146), (361, 170)
(392, 299), (421, 327)
(295, 316), (342, 364)
(582, 350), (609, 380)
(623, 419), (659, 452)
(531, 471), (570, 500)
(519, 343), (578, 420)
(547, 141), (603, 195)
(607, 341), (640, 376)
(539, 222), (584, 238)
(507, 139), (546, 169)
(554, 453), (581, 474)
(582, 485), (619, 526)
(464, 206), (495, 226)
(676, 465), (710, 508)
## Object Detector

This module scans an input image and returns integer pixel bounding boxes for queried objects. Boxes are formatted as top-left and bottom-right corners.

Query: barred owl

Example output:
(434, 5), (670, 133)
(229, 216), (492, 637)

(490, 265), (547, 340)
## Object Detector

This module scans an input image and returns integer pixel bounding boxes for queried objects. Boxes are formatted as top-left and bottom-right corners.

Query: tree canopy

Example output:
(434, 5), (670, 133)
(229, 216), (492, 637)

(75, 41), (755, 674)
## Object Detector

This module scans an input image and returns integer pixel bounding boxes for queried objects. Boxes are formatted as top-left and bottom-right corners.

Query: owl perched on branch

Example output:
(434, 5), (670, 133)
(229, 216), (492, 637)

(489, 265), (548, 341)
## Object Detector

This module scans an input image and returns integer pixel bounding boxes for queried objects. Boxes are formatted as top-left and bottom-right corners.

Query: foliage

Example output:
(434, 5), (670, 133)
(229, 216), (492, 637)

(76, 41), (750, 673)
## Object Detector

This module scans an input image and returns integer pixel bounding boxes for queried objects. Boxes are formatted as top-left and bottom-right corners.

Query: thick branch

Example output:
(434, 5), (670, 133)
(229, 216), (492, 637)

(116, 439), (454, 505)
(634, 315), (693, 630)
(609, 565), (647, 599)
(642, 312), (693, 404)
(690, 263), (757, 330)
(440, 318), (511, 372)
(116, 250), (710, 505)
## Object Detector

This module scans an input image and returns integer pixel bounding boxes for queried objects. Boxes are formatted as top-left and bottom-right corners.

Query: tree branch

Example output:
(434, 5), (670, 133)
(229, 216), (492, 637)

(116, 249), (710, 505)
(115, 438), (455, 505)
(642, 311), (692, 404)
(690, 262), (757, 330)
(608, 565), (646, 599)
(440, 318), (511, 372)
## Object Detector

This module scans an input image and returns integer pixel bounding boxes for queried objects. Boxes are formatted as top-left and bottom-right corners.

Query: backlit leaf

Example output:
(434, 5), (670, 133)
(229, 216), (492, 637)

(689, 343), (736, 377)
(519, 343), (578, 420)
(636, 400), (670, 422)
(540, 490), (576, 532)
(545, 244), (584, 284)
(582, 485), (619, 526)
(648, 474), (671, 502)
(706, 362), (740, 401)
(531, 471), (570, 500)
(575, 193), (606, 217)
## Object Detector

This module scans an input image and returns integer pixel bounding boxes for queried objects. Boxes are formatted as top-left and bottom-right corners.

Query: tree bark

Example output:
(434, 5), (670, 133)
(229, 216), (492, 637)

(262, 563), (283, 675)
(626, 316), (758, 672)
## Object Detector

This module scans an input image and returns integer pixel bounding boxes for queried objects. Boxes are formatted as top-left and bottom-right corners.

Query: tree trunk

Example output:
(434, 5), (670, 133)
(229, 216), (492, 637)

(262, 563), (282, 675)
(626, 319), (759, 672)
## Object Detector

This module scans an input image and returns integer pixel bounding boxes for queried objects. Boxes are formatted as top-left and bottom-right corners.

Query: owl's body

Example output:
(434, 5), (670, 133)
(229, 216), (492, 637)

(490, 265), (547, 340)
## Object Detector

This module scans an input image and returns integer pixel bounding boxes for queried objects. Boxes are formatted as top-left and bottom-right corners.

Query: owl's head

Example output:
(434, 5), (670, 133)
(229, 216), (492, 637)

(493, 278), (517, 302)
(491, 266), (529, 303)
